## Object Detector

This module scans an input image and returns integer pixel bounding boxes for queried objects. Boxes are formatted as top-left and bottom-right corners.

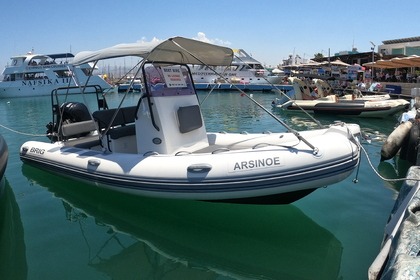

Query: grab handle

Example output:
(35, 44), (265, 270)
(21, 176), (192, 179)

(187, 164), (212, 173)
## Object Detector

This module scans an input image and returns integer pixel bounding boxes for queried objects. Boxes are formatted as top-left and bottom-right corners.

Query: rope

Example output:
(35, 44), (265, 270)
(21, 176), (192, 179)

(0, 123), (46, 137)
(347, 126), (420, 183)
(359, 142), (420, 182)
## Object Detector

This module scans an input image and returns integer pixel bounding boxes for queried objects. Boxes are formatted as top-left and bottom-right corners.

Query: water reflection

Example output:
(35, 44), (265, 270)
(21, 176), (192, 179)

(0, 178), (27, 280)
(22, 164), (343, 279)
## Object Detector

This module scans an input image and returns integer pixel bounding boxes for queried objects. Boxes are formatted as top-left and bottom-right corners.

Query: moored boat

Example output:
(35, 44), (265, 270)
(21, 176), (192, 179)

(191, 48), (283, 88)
(0, 52), (113, 98)
(272, 77), (410, 118)
(313, 78), (391, 101)
(19, 37), (362, 204)
(117, 80), (142, 93)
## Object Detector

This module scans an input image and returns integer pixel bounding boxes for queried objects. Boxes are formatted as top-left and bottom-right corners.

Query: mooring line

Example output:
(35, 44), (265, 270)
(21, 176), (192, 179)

(0, 123), (46, 137)
(358, 136), (420, 182)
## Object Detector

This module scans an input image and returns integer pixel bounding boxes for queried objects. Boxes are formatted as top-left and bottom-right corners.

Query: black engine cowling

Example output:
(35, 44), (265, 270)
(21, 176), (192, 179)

(46, 102), (91, 140)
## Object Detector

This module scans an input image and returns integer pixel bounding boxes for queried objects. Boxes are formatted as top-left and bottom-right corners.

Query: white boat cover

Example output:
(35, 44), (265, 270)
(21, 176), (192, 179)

(73, 37), (233, 66)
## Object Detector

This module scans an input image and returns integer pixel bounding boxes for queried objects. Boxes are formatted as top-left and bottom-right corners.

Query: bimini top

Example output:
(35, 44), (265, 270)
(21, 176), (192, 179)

(73, 36), (233, 66)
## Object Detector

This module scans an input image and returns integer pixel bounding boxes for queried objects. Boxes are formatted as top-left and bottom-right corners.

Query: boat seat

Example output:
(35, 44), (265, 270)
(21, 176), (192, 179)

(61, 120), (97, 138)
(92, 106), (138, 152)
(92, 106), (137, 134)
(60, 120), (100, 149)
(107, 125), (136, 140)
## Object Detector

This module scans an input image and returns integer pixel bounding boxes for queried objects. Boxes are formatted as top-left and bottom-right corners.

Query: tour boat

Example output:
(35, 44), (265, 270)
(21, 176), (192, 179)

(0, 52), (113, 98)
(191, 48), (283, 88)
(19, 37), (361, 204)
(272, 77), (409, 117)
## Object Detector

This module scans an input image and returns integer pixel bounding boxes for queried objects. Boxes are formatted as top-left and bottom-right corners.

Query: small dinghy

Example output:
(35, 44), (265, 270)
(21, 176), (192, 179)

(273, 77), (409, 118)
(20, 37), (361, 204)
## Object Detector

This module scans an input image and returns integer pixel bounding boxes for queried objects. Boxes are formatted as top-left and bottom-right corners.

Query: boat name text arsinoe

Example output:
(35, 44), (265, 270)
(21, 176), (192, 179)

(233, 157), (280, 171)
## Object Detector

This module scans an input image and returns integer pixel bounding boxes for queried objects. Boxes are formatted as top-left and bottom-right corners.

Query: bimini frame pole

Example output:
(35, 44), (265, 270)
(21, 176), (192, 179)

(233, 54), (323, 128)
(170, 39), (319, 154)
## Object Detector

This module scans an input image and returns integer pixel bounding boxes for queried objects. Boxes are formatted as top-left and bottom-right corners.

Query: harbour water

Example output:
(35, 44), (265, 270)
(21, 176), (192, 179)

(0, 91), (410, 279)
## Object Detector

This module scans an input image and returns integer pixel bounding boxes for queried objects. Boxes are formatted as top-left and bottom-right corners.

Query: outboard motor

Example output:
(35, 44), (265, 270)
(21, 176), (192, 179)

(59, 102), (91, 124)
(46, 102), (91, 141)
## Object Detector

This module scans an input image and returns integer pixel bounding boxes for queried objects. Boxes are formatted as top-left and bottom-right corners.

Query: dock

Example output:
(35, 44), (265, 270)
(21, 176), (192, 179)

(381, 82), (420, 99)
(369, 166), (420, 279)
(369, 108), (420, 279)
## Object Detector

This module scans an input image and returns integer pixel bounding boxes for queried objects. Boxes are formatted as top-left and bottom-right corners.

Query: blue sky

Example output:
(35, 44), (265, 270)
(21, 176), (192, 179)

(1, 0), (419, 71)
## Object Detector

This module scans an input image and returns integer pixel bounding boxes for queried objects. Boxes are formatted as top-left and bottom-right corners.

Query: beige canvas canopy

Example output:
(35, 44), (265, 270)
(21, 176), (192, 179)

(73, 36), (233, 66)
(324, 59), (350, 67)
(363, 55), (420, 69)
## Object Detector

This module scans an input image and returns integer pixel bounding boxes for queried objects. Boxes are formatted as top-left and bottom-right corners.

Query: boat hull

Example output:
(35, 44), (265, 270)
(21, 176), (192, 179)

(277, 76), (410, 117)
(0, 76), (112, 98)
(20, 128), (360, 204)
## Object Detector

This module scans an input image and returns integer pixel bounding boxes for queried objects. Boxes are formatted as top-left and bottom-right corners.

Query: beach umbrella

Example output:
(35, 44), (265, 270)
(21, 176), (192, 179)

(364, 60), (398, 69)
(389, 57), (419, 67)
(329, 59), (350, 66)
(399, 55), (420, 67)
(364, 56), (420, 69)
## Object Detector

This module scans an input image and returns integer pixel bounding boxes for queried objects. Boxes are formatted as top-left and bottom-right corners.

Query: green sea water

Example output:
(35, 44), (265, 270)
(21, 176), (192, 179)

(0, 91), (409, 279)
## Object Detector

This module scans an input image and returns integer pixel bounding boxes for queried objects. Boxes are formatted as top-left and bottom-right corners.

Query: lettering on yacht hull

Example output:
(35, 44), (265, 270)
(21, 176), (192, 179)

(21, 78), (71, 86)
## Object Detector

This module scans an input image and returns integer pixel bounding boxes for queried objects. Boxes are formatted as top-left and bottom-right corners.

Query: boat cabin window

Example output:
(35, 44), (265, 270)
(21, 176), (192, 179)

(10, 57), (24, 67)
(27, 56), (59, 67)
(253, 64), (264, 70)
(2, 74), (15, 81)
(28, 59), (40, 66)
(24, 72), (47, 80)
(81, 68), (93, 76)
(54, 70), (72, 78)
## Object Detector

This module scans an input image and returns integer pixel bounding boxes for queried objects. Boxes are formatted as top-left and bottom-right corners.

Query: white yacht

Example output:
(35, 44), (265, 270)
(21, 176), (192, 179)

(0, 52), (113, 98)
(191, 49), (283, 87)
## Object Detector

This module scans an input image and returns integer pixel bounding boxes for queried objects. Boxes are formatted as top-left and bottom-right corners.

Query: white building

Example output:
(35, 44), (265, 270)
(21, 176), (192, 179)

(378, 36), (420, 57)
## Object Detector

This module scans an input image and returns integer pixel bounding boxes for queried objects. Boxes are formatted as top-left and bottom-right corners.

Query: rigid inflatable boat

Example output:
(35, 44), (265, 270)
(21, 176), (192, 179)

(272, 77), (409, 118)
(20, 37), (361, 204)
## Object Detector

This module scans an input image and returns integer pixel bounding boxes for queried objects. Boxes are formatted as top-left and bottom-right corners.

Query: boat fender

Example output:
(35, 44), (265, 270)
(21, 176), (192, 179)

(399, 121), (420, 165)
(380, 121), (413, 161)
